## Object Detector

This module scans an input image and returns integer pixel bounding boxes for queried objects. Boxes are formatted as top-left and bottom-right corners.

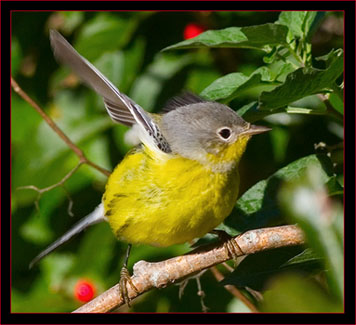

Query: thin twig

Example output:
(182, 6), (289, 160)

(195, 270), (209, 312)
(222, 262), (234, 272)
(11, 77), (111, 177)
(17, 162), (83, 215)
(210, 266), (259, 313)
(73, 225), (305, 313)
(220, 262), (264, 303)
(177, 270), (209, 312)
(18, 162), (83, 194)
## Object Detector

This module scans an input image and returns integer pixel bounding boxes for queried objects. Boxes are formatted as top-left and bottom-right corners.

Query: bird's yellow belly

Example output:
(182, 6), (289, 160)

(103, 148), (240, 247)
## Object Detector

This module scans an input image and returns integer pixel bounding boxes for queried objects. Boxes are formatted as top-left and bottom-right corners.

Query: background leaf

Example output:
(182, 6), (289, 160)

(224, 154), (335, 233)
(11, 11), (344, 312)
(279, 165), (344, 300)
(163, 23), (288, 51)
(278, 11), (317, 39)
(261, 273), (343, 312)
(221, 247), (323, 291)
(200, 68), (276, 102)
(259, 49), (343, 110)
(74, 13), (139, 61)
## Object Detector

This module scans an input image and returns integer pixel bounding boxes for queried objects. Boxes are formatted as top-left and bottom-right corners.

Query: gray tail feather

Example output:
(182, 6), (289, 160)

(29, 204), (105, 269)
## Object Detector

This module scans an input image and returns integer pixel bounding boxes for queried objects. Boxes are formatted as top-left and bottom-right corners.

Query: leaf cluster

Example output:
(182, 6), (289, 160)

(11, 11), (343, 312)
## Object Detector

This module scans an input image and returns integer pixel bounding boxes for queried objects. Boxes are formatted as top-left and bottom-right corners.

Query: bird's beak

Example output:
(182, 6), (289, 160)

(241, 124), (272, 136)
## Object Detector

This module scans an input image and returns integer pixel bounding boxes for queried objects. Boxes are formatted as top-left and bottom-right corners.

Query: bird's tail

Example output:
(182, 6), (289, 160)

(29, 203), (105, 269)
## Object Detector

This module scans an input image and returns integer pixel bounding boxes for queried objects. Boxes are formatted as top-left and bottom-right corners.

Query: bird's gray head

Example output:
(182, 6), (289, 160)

(160, 101), (252, 163)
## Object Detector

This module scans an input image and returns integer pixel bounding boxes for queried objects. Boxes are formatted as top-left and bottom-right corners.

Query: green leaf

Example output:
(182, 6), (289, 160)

(315, 48), (343, 67)
(185, 67), (222, 94)
(12, 89), (111, 210)
(18, 187), (72, 244)
(274, 62), (296, 81)
(35, 91), (111, 167)
(201, 73), (254, 101)
(120, 37), (146, 92)
(263, 46), (278, 64)
(236, 101), (259, 119)
(329, 92), (344, 115)
(325, 176), (344, 196)
(74, 13), (138, 61)
(236, 101), (276, 123)
(20, 213), (54, 245)
(59, 11), (85, 34)
(200, 67), (275, 102)
(11, 37), (22, 76)
(73, 223), (116, 275)
(11, 277), (77, 312)
(222, 247), (322, 291)
(279, 165), (344, 300)
(269, 126), (289, 163)
(259, 49), (343, 110)
(278, 11), (317, 39)
(42, 254), (75, 291)
(129, 52), (194, 111)
(163, 23), (288, 51)
(11, 93), (42, 146)
(283, 248), (322, 266)
(261, 273), (343, 312)
(81, 135), (112, 181)
(94, 37), (146, 95)
(224, 154), (335, 232)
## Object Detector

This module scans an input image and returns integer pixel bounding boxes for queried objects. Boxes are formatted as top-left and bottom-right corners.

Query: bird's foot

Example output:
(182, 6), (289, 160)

(210, 229), (244, 266)
(119, 266), (139, 307)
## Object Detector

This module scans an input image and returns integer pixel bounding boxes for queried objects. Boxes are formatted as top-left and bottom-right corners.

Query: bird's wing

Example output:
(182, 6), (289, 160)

(50, 30), (171, 154)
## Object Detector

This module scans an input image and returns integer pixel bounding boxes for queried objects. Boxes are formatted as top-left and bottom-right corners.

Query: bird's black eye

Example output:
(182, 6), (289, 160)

(218, 127), (232, 140)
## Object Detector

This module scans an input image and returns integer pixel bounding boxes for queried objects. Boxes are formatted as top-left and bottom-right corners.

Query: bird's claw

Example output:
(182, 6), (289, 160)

(119, 266), (138, 307)
(211, 229), (244, 266)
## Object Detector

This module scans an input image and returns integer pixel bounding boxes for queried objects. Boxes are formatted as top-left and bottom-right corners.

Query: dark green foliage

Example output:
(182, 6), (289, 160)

(12, 11), (343, 312)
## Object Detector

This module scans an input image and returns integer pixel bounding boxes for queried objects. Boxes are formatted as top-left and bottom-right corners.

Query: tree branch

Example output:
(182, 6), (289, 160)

(11, 77), (111, 177)
(73, 225), (305, 313)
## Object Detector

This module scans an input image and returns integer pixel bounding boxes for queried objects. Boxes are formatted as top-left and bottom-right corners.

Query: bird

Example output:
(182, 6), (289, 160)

(30, 30), (271, 306)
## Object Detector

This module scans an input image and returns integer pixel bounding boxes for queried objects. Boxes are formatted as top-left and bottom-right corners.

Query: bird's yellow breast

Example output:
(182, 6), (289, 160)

(103, 146), (241, 247)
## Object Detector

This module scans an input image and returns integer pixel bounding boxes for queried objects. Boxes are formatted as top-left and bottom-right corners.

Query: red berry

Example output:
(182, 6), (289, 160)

(183, 23), (205, 40)
(74, 279), (96, 303)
